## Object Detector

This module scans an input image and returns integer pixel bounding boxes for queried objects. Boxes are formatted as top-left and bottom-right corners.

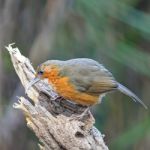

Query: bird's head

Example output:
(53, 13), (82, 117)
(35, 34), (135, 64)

(26, 60), (64, 91)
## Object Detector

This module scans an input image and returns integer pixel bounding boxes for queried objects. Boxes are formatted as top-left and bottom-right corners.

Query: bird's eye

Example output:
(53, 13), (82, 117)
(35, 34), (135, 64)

(38, 71), (44, 75)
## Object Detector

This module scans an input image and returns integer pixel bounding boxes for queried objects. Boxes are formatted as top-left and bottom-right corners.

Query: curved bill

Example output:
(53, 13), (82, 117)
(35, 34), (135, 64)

(26, 77), (40, 92)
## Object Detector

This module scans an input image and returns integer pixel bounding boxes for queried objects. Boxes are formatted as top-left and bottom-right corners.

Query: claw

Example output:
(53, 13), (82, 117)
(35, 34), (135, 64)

(25, 77), (40, 93)
(70, 107), (91, 121)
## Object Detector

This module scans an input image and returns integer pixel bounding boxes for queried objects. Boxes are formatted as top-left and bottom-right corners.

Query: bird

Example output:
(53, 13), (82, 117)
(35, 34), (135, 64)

(27, 58), (147, 109)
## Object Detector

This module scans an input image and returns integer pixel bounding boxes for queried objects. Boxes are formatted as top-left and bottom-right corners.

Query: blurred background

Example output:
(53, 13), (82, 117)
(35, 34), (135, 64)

(0, 0), (150, 149)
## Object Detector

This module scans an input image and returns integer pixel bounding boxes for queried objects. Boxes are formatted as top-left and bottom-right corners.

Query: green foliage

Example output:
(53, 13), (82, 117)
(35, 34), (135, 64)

(110, 117), (150, 149)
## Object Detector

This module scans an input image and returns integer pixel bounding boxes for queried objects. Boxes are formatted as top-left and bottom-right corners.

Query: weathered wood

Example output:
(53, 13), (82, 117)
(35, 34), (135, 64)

(6, 43), (108, 150)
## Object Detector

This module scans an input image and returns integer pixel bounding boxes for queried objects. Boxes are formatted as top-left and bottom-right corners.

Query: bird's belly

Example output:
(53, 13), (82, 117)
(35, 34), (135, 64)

(58, 89), (99, 106)
(50, 77), (99, 106)
(56, 87), (99, 106)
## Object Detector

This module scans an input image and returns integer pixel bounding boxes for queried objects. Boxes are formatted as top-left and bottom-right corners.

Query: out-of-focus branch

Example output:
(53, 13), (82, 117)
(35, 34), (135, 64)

(0, 0), (21, 45)
(0, 0), (22, 127)
(30, 0), (70, 65)
(0, 51), (2, 114)
(6, 44), (108, 150)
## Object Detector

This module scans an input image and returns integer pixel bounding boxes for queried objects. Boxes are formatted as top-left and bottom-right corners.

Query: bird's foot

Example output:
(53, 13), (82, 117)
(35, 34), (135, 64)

(69, 107), (92, 121)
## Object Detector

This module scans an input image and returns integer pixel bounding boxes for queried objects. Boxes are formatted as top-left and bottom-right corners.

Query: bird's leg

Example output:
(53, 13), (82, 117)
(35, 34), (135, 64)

(70, 107), (91, 121)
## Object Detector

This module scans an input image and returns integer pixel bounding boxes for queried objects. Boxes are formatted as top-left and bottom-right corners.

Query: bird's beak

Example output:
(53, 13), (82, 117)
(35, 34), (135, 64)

(26, 77), (40, 92)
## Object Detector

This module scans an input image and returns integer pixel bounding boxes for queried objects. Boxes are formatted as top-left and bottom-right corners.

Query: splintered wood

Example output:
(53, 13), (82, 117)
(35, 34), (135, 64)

(6, 43), (108, 150)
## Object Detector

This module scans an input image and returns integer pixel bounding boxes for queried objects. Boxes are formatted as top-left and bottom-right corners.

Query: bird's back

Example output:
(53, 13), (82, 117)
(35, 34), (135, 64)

(58, 58), (118, 95)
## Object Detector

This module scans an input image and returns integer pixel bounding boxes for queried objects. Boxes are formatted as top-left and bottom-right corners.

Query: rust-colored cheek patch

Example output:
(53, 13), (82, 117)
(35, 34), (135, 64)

(46, 66), (99, 106)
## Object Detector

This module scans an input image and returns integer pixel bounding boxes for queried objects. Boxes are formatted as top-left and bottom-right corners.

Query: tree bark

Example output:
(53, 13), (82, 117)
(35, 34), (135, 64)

(6, 43), (108, 150)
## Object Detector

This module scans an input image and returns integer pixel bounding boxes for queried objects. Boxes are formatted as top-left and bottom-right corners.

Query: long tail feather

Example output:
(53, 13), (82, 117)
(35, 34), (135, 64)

(117, 83), (147, 109)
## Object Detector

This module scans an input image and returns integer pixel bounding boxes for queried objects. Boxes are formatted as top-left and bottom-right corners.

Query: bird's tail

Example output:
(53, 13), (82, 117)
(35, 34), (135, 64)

(117, 83), (147, 109)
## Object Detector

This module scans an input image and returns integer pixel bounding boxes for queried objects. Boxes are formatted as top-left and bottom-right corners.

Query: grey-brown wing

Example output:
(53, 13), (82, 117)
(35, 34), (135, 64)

(58, 58), (147, 108)
(60, 59), (118, 95)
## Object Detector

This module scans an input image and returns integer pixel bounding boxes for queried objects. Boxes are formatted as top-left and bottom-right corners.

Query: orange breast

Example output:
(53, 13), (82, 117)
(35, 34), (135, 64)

(44, 67), (99, 106)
